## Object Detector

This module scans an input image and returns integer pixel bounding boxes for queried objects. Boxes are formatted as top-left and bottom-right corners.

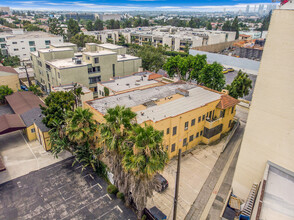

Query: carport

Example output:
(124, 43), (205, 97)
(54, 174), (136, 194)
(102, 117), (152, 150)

(0, 114), (26, 171)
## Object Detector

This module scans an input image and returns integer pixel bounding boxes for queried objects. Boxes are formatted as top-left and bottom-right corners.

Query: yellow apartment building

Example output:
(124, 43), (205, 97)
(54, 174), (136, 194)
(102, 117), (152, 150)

(30, 42), (142, 96)
(84, 82), (239, 158)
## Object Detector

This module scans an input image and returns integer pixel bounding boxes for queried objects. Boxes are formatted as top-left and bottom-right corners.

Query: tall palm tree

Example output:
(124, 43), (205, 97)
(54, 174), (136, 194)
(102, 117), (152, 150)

(122, 124), (169, 218)
(65, 108), (98, 145)
(99, 106), (137, 205)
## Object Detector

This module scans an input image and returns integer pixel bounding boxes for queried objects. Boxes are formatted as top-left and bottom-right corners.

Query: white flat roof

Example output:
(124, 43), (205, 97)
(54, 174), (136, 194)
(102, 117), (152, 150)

(51, 43), (76, 47)
(136, 87), (221, 123)
(98, 43), (123, 50)
(83, 50), (116, 56)
(101, 72), (160, 92)
(52, 84), (91, 93)
(117, 54), (140, 61)
(46, 58), (87, 69)
(39, 47), (73, 53)
(1, 31), (61, 40)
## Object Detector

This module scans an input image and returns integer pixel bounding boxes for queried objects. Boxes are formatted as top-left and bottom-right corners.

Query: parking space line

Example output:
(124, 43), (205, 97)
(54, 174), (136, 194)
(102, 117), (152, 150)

(20, 131), (39, 168)
(106, 194), (112, 200)
(116, 205), (123, 213)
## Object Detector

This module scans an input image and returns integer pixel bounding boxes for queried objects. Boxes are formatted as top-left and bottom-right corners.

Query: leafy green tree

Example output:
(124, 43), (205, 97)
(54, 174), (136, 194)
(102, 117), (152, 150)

(222, 20), (231, 31)
(225, 70), (252, 99)
(134, 45), (165, 72)
(67, 18), (80, 40)
(86, 20), (93, 31)
(41, 91), (75, 128)
(65, 108), (98, 145)
(70, 33), (100, 47)
(184, 43), (189, 54)
(122, 124), (168, 218)
(0, 85), (13, 104)
(48, 18), (65, 38)
(107, 19), (115, 29)
(104, 87), (110, 96)
(0, 55), (20, 67)
(121, 19), (132, 28)
(117, 35), (126, 46)
(134, 17), (142, 27)
(231, 16), (239, 39)
(28, 84), (43, 96)
(142, 19), (149, 27)
(93, 19), (104, 31)
(106, 38), (113, 43)
(206, 22), (212, 30)
(99, 106), (137, 205)
(198, 62), (225, 91)
(260, 11), (272, 31)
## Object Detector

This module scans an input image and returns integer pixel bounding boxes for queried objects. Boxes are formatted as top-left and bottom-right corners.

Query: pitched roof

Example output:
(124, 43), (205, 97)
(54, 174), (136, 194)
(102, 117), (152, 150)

(5, 91), (45, 115)
(217, 94), (240, 109)
(0, 66), (18, 74)
(148, 73), (162, 80)
(20, 107), (49, 132)
(0, 114), (26, 135)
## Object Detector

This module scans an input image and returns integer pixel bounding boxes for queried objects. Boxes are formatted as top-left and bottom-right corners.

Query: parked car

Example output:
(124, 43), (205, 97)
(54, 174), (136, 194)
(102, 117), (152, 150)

(227, 68), (234, 72)
(222, 68), (229, 74)
(154, 173), (168, 192)
(144, 207), (167, 220)
(20, 85), (28, 91)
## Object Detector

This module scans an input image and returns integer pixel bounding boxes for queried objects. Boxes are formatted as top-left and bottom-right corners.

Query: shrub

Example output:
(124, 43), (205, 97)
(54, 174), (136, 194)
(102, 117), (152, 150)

(141, 215), (147, 220)
(107, 184), (118, 194)
(116, 192), (124, 201)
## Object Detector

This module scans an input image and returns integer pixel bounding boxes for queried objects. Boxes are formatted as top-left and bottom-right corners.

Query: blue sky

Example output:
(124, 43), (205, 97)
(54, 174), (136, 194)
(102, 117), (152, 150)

(1, 0), (276, 11)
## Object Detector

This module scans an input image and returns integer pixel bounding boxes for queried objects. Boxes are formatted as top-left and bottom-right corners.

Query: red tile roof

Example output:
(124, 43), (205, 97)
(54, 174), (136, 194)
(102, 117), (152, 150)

(0, 66), (18, 74)
(5, 91), (45, 115)
(217, 94), (240, 109)
(148, 73), (162, 80)
(0, 114), (26, 135)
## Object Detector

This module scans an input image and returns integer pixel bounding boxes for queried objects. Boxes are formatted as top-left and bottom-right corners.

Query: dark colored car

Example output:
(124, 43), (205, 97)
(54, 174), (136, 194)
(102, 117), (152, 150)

(154, 173), (168, 192)
(144, 207), (167, 220)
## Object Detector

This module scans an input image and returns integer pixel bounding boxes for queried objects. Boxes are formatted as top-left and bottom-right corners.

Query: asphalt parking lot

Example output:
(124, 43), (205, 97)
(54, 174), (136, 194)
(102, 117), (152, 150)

(0, 157), (136, 220)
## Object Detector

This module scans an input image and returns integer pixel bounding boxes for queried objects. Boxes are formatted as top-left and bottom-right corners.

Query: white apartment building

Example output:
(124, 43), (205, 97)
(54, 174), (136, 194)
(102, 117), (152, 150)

(84, 26), (236, 52)
(94, 13), (121, 21)
(0, 30), (63, 60)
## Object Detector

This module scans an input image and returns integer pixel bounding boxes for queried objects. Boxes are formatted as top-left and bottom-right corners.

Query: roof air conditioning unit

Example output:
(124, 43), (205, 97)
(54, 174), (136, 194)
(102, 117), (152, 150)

(75, 59), (82, 64)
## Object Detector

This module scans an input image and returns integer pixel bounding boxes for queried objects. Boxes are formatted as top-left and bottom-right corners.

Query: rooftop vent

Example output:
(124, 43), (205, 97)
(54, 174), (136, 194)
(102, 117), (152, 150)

(121, 54), (126, 58)
(176, 88), (189, 97)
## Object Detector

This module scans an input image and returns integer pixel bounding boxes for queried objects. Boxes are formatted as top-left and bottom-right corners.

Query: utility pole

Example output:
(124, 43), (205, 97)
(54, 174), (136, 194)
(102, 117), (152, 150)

(21, 60), (31, 87)
(173, 149), (182, 220)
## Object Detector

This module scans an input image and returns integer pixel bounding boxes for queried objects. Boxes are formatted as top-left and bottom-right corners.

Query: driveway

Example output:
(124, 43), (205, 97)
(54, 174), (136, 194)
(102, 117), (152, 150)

(147, 141), (224, 220)
(0, 130), (71, 184)
(0, 157), (136, 220)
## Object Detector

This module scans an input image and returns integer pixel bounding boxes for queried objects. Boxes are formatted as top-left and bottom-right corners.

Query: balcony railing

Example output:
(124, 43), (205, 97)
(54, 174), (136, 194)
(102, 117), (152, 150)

(205, 117), (223, 129)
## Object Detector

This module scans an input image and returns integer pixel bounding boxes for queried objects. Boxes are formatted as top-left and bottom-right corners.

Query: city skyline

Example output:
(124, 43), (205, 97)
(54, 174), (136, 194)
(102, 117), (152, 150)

(0, 1), (278, 12)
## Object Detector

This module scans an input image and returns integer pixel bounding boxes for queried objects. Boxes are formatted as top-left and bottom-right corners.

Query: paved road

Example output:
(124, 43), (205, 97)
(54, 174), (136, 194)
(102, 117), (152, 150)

(185, 122), (245, 220)
(0, 157), (136, 220)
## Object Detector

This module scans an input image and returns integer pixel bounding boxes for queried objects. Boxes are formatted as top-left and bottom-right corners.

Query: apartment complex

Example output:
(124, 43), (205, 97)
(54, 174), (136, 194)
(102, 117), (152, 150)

(85, 82), (239, 158)
(0, 29), (63, 60)
(95, 13), (121, 21)
(97, 71), (173, 98)
(230, 8), (294, 219)
(85, 26), (236, 52)
(31, 43), (141, 95)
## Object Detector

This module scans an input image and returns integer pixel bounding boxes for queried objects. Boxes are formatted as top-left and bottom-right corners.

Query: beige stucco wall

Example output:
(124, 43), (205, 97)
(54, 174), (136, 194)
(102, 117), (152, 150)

(232, 9), (294, 200)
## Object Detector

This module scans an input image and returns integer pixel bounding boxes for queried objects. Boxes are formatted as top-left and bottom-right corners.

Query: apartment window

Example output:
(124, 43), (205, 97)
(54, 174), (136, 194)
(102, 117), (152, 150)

(21, 41), (24, 43)
(183, 138), (187, 146)
(29, 41), (35, 46)
(184, 121), (188, 130)
(229, 120), (232, 128)
(94, 57), (99, 63)
(196, 132), (199, 138)
(23, 54), (26, 56)
(45, 40), (51, 45)
(171, 143), (176, 152)
(58, 72), (60, 78)
(31, 128), (35, 133)
(172, 126), (177, 136)
(12, 42), (17, 44)
(221, 110), (226, 118)
(209, 111), (212, 119)
(191, 119), (195, 126)
(166, 145), (169, 151)
(198, 116), (201, 123)
(30, 47), (36, 52)
(89, 76), (101, 84)
(231, 107), (235, 114)
(0, 38), (5, 42)
(14, 48), (18, 51)
(87, 56), (90, 60)
(95, 66), (101, 72)
(47, 74), (50, 81)
(189, 135), (194, 142)
(200, 130), (203, 136)
(45, 64), (51, 70)
(166, 128), (170, 135)
(22, 47), (25, 49)
(202, 114), (205, 121)
(112, 64), (115, 77)
(0, 44), (5, 48)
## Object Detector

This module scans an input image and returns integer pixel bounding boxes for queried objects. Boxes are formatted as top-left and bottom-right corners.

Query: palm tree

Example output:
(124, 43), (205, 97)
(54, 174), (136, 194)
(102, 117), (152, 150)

(99, 106), (137, 205)
(122, 124), (169, 218)
(65, 108), (98, 145)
